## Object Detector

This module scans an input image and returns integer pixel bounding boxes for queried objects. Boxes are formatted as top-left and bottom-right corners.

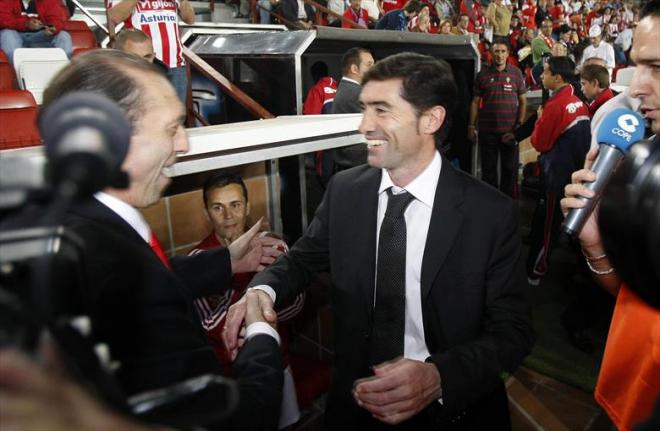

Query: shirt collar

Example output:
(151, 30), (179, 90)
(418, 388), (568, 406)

(94, 191), (151, 243)
(550, 83), (572, 98)
(378, 150), (441, 209)
(489, 63), (509, 73)
(341, 77), (361, 86)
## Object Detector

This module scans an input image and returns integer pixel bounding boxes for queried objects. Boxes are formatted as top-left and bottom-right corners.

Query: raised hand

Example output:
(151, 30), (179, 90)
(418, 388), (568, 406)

(560, 146), (603, 252)
(228, 218), (287, 273)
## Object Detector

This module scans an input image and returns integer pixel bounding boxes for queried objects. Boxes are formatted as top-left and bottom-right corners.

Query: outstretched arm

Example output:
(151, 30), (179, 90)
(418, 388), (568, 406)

(107, 0), (138, 25)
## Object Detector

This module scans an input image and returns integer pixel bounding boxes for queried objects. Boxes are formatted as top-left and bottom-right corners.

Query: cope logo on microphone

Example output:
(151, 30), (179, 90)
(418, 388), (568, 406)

(611, 113), (641, 142)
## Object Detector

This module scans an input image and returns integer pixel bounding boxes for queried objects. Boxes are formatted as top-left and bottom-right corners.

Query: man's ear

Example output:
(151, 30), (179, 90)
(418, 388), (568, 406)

(245, 201), (251, 217)
(421, 105), (446, 136)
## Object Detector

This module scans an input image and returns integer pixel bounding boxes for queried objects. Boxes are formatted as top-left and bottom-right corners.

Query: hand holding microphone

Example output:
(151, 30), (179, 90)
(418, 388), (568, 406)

(562, 108), (645, 238)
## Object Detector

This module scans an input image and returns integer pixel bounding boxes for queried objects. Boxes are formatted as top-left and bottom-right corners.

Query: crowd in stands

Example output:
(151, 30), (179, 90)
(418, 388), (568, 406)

(254, 0), (640, 91)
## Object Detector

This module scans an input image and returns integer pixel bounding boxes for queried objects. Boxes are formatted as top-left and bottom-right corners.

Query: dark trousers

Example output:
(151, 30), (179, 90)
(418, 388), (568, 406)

(479, 132), (519, 198)
(526, 188), (563, 279)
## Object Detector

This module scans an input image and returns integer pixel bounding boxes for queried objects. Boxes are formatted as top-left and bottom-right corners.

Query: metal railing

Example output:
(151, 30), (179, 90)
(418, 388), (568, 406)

(82, 0), (275, 124)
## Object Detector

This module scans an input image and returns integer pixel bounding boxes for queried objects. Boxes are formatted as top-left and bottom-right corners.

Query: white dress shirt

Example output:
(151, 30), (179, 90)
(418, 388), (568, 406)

(93, 192), (279, 344)
(297, 0), (307, 19)
(375, 151), (441, 362)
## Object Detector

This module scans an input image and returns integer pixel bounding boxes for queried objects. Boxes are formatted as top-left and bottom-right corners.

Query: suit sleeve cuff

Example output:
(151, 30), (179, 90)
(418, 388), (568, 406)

(249, 285), (277, 303)
(426, 356), (444, 405)
(245, 322), (280, 345)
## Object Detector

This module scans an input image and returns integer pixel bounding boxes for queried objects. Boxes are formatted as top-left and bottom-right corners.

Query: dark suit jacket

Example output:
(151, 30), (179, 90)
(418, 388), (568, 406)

(250, 158), (534, 429)
(61, 198), (283, 430)
(330, 78), (366, 169)
(281, 0), (315, 27)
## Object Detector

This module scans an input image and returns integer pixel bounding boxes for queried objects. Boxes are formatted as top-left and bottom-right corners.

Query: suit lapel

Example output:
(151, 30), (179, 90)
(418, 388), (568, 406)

(69, 198), (147, 246)
(352, 168), (380, 318)
(421, 157), (465, 299)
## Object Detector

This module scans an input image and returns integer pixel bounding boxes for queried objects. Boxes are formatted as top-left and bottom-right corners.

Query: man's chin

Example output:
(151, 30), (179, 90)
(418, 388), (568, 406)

(367, 153), (385, 170)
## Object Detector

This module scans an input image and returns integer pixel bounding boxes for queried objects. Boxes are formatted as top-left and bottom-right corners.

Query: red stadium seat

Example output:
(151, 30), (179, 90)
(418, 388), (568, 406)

(0, 89), (41, 150)
(0, 51), (16, 90)
(72, 47), (98, 57)
(63, 20), (98, 56)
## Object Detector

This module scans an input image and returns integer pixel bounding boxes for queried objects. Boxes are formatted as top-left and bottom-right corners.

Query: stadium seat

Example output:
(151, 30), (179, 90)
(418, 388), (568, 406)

(63, 20), (98, 56)
(13, 48), (69, 104)
(0, 51), (16, 90)
(72, 47), (98, 58)
(0, 89), (41, 150)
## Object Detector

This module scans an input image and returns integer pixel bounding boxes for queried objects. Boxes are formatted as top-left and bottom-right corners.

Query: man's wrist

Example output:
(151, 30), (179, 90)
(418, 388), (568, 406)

(249, 285), (277, 303)
(245, 322), (280, 345)
(424, 357), (443, 403)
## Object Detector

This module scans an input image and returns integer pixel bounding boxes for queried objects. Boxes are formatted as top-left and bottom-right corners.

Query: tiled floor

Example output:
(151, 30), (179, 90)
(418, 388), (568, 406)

(510, 367), (612, 431)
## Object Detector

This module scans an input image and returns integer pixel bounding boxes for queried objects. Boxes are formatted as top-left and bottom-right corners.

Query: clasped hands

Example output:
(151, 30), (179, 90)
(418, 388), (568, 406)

(224, 289), (277, 360)
(27, 18), (56, 35)
(353, 358), (442, 425)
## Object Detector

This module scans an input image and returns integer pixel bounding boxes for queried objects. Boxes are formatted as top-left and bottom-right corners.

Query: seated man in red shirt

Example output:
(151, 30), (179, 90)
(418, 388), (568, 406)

(580, 63), (615, 117)
(191, 172), (305, 429)
(0, 0), (72, 64)
(343, 0), (370, 28)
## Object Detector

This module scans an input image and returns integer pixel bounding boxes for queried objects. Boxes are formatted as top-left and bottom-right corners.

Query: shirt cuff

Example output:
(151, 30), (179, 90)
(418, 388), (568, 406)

(245, 322), (280, 345)
(250, 285), (277, 303)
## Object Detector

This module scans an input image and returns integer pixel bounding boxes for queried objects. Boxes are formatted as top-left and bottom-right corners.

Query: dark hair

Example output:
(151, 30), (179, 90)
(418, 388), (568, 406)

(491, 37), (511, 52)
(640, 0), (660, 18)
(41, 49), (165, 129)
(341, 47), (371, 75)
(403, 0), (423, 14)
(310, 61), (329, 83)
(580, 64), (610, 88)
(115, 28), (152, 51)
(547, 56), (576, 82)
(362, 52), (458, 143)
(559, 24), (571, 34)
(203, 172), (248, 208)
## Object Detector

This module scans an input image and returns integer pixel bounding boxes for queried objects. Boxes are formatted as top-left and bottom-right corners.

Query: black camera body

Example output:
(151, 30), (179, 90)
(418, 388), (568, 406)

(601, 137), (660, 309)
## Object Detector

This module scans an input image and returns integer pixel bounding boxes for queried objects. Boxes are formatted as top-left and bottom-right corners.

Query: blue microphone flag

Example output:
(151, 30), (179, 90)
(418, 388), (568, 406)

(596, 108), (645, 151)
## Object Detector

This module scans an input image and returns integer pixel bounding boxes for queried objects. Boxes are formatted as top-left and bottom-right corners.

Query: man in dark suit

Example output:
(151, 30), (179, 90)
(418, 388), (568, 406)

(225, 52), (534, 429)
(281, 0), (315, 29)
(330, 47), (374, 171)
(41, 49), (285, 430)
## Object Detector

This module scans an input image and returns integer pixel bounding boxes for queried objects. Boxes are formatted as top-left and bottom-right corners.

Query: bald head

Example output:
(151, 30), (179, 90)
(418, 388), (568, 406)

(115, 29), (155, 63)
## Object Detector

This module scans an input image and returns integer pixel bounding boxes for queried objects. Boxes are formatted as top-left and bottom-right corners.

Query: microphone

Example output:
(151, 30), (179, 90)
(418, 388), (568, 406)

(38, 92), (131, 200)
(562, 108), (645, 237)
